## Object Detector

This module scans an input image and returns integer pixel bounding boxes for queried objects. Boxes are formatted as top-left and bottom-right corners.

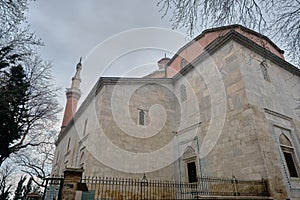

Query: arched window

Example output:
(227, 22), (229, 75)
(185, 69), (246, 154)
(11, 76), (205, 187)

(280, 134), (299, 178)
(183, 147), (197, 183)
(260, 62), (270, 81)
(180, 85), (187, 102)
(139, 110), (145, 125)
(180, 58), (187, 69)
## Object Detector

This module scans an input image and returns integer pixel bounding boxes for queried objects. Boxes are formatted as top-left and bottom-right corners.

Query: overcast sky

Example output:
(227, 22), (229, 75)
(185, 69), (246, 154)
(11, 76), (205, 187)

(26, 0), (190, 123)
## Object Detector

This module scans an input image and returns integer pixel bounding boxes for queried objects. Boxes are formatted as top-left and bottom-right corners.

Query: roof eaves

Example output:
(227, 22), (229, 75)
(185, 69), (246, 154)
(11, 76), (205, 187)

(167, 24), (284, 69)
(173, 30), (299, 80)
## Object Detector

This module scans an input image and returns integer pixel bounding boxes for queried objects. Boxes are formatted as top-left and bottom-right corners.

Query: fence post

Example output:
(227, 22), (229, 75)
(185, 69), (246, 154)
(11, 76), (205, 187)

(42, 178), (49, 200)
(140, 174), (148, 200)
(232, 175), (239, 196)
(262, 178), (269, 196)
(61, 168), (84, 200)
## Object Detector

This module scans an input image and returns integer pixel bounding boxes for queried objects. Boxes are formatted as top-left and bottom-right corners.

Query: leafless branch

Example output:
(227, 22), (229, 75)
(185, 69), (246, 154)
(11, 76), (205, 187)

(157, 0), (300, 66)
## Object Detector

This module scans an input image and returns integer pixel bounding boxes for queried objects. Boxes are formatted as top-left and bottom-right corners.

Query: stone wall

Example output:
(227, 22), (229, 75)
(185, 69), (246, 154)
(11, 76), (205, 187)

(52, 38), (300, 200)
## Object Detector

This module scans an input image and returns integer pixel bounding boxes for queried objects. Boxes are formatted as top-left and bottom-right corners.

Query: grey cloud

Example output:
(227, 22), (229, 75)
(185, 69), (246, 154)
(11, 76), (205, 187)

(27, 0), (182, 122)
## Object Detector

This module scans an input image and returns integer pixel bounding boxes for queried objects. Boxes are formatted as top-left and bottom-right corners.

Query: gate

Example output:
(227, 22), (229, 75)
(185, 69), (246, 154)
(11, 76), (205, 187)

(42, 177), (64, 200)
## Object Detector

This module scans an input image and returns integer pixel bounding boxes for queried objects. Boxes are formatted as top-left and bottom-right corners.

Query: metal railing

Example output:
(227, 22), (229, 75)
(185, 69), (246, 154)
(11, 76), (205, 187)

(192, 176), (269, 197)
(80, 175), (269, 199)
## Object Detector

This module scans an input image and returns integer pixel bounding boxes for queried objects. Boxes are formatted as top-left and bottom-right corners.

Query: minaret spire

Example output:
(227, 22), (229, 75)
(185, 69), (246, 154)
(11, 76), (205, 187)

(61, 58), (82, 132)
(71, 57), (82, 90)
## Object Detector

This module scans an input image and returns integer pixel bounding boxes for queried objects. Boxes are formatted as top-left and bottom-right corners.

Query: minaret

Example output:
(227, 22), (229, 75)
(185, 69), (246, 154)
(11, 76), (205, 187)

(61, 58), (82, 132)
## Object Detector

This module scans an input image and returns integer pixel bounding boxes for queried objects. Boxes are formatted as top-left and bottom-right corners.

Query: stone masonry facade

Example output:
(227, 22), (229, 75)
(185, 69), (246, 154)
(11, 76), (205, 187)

(52, 25), (300, 199)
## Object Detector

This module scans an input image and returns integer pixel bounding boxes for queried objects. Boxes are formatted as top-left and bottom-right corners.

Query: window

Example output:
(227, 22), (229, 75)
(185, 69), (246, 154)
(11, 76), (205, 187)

(260, 62), (270, 81)
(180, 58), (187, 69)
(283, 152), (298, 177)
(139, 110), (145, 125)
(67, 138), (71, 151)
(183, 147), (197, 183)
(180, 85), (187, 102)
(56, 151), (59, 162)
(187, 161), (197, 183)
(83, 119), (88, 136)
(280, 134), (299, 178)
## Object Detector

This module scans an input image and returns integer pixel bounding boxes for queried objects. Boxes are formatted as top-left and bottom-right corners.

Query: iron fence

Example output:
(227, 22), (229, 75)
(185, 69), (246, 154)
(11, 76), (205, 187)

(80, 175), (269, 199)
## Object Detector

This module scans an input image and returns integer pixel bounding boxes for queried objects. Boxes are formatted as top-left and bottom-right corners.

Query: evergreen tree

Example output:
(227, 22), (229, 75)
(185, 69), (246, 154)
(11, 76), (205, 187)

(0, 0), (60, 166)
(0, 65), (29, 165)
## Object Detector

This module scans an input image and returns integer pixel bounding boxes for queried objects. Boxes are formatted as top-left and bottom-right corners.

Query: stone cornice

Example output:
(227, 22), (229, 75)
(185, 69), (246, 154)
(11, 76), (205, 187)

(264, 108), (293, 121)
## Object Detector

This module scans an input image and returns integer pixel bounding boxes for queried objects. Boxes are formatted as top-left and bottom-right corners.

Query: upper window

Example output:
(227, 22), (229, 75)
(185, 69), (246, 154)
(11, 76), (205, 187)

(280, 134), (299, 178)
(180, 58), (187, 69)
(260, 62), (270, 82)
(138, 110), (146, 125)
(180, 85), (187, 102)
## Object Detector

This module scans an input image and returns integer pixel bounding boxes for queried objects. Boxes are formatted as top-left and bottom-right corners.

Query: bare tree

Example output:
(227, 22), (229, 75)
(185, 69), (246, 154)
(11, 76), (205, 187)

(0, 2), (59, 198)
(0, 0), (41, 49)
(13, 176), (26, 200)
(157, 0), (300, 66)
(0, 0), (60, 167)
(0, 56), (60, 166)
(16, 129), (57, 188)
(0, 164), (14, 199)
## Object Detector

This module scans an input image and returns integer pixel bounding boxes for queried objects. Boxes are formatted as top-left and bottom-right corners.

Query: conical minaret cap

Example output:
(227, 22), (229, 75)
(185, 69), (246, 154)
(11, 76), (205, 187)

(71, 57), (82, 90)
